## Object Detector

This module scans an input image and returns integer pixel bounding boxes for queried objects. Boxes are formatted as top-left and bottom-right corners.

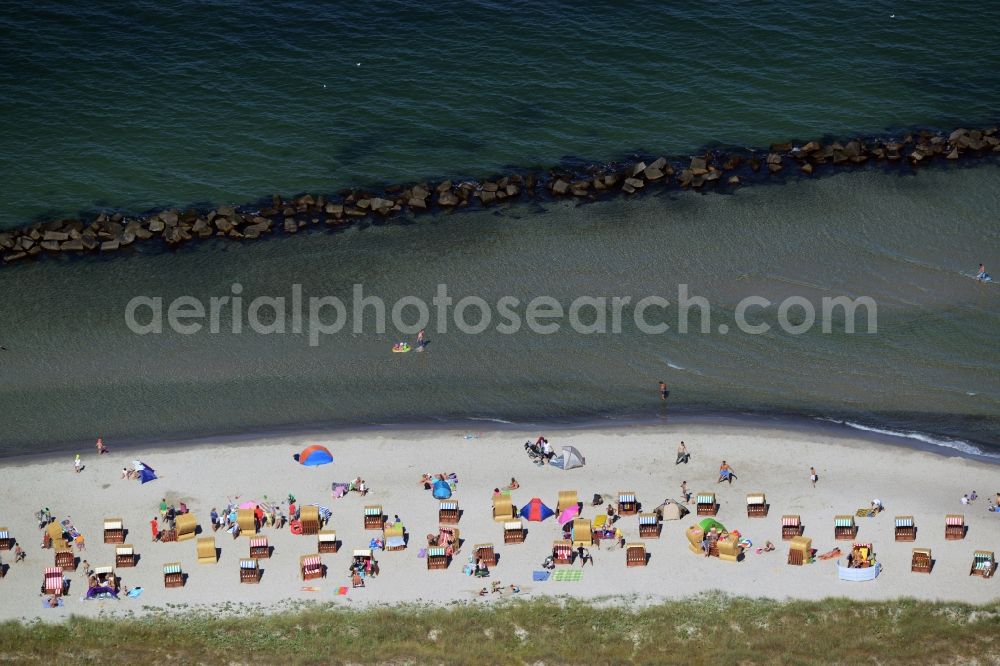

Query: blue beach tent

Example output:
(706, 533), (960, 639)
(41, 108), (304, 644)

(432, 479), (452, 499)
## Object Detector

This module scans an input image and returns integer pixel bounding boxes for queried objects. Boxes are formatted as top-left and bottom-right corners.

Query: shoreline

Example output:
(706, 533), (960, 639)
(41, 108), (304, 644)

(1, 420), (998, 624)
(2, 125), (998, 266)
(3, 410), (998, 468)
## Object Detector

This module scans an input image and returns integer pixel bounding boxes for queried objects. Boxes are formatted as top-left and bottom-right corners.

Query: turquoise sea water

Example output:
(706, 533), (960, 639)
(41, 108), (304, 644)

(0, 2), (998, 457)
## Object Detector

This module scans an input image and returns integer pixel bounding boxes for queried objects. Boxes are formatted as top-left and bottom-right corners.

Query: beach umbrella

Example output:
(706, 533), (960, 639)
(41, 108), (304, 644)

(432, 479), (452, 499)
(520, 497), (554, 522)
(557, 504), (580, 524)
(296, 445), (333, 467)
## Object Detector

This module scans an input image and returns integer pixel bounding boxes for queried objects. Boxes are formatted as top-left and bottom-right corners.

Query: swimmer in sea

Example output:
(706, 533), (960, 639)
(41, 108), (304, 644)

(976, 263), (989, 281)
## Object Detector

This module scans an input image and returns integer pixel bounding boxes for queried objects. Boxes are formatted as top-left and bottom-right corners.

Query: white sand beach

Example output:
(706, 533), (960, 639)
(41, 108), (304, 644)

(1, 422), (997, 622)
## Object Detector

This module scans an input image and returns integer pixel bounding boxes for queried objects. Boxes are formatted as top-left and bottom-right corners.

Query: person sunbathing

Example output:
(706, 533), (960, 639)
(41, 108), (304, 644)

(420, 473), (433, 489)
(506, 478), (520, 490)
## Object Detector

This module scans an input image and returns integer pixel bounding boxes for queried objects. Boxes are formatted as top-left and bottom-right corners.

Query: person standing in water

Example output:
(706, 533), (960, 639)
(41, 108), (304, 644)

(417, 329), (426, 351)
(658, 381), (669, 401)
(976, 263), (990, 281)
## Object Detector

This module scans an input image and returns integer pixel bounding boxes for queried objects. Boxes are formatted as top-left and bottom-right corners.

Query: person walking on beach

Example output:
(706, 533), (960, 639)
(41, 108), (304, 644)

(810, 467), (818, 488)
(14, 543), (25, 563)
(658, 381), (669, 401)
(676, 441), (690, 465)
(718, 461), (736, 484)
(417, 328), (426, 351)
(577, 546), (593, 567)
(150, 517), (159, 542)
(74, 454), (81, 473)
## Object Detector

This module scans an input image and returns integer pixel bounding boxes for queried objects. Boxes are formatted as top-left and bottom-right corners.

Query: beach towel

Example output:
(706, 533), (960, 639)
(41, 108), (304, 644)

(300, 586), (321, 592)
(856, 509), (876, 518)
(337, 586), (348, 596)
(41, 598), (64, 608)
(532, 571), (550, 581)
(127, 587), (143, 598)
(552, 570), (583, 582)
(417, 548), (427, 558)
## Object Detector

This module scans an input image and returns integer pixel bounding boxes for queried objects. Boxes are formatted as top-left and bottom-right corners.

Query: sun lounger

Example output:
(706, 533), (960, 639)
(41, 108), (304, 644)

(571, 518), (592, 547)
(746, 493), (768, 518)
(300, 554), (325, 580)
(492, 496), (515, 522)
(911, 548), (932, 574)
(163, 562), (184, 588)
(503, 520), (525, 544)
(426, 546), (449, 570)
(788, 536), (811, 566)
(626, 542), (647, 567)
(638, 513), (661, 538)
(237, 509), (257, 536)
(54, 546), (76, 571)
(196, 536), (217, 564)
(318, 530), (339, 553)
(103, 518), (125, 544)
(474, 543), (497, 566)
(439, 500), (460, 524)
(115, 544), (136, 568)
(383, 523), (406, 551)
(553, 540), (574, 565)
(249, 536), (270, 559)
(696, 493), (717, 516)
(834, 515), (856, 540)
(894, 516), (916, 541)
(42, 567), (65, 596)
(781, 515), (802, 540)
(970, 550), (996, 578)
(363, 505), (384, 530)
(618, 492), (638, 516)
(300, 506), (321, 535)
(175, 513), (198, 542)
(557, 491), (578, 514)
(240, 558), (261, 584)
(0, 528), (12, 551)
(945, 514), (965, 540)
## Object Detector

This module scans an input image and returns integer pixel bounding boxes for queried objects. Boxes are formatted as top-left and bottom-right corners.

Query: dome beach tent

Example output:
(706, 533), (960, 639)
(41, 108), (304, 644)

(294, 445), (333, 467)
(658, 499), (689, 521)
(133, 461), (157, 484)
(432, 479), (452, 499)
(520, 498), (555, 522)
(550, 446), (585, 470)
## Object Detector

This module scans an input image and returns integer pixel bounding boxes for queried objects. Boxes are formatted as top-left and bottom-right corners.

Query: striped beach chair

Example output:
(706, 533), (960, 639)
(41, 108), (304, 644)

(970, 550), (996, 578)
(427, 546), (449, 570)
(746, 493), (768, 517)
(696, 493), (717, 516)
(163, 562), (184, 588)
(438, 500), (460, 524)
(834, 515), (856, 540)
(945, 514), (965, 540)
(318, 530), (339, 553)
(911, 548), (932, 574)
(638, 513), (661, 538)
(781, 515), (802, 540)
(0, 527), (12, 550)
(474, 543), (497, 567)
(364, 505), (384, 530)
(240, 558), (261, 583)
(103, 518), (125, 544)
(894, 516), (916, 541)
(553, 540), (574, 565)
(300, 554), (324, 580)
(503, 520), (525, 544)
(43, 567), (65, 596)
(249, 536), (270, 559)
(618, 492), (638, 516)
(115, 544), (136, 568)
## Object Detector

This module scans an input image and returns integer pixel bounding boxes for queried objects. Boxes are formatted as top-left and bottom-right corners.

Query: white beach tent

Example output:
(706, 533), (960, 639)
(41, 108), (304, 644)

(550, 446), (585, 470)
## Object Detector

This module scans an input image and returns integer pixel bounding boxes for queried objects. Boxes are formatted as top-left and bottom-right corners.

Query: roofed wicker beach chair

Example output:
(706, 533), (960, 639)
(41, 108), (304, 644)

(426, 546), (449, 570)
(115, 544), (136, 567)
(103, 518), (125, 544)
(438, 500), (459, 524)
(300, 506), (321, 535)
(717, 534), (743, 562)
(834, 515), (856, 540)
(503, 520), (525, 544)
(197, 536), (217, 564)
(0, 527), (12, 550)
(618, 492), (638, 516)
(163, 562), (184, 588)
(626, 542), (647, 567)
(945, 514), (965, 540)
(363, 505), (384, 530)
(54, 546), (76, 571)
(239, 558), (261, 583)
(781, 514), (802, 540)
(557, 490), (578, 514)
(318, 530), (339, 553)
(746, 493), (768, 517)
(249, 536), (270, 559)
(42, 566), (65, 596)
(970, 550), (996, 578)
(894, 516), (916, 541)
(553, 540), (574, 565)
(638, 513), (661, 538)
(696, 492), (717, 516)
(175, 513), (198, 542)
(237, 509), (257, 536)
(911, 548), (932, 574)
(474, 543), (498, 567)
(300, 554), (325, 580)
(788, 536), (811, 566)
(492, 495), (515, 522)
(571, 517), (592, 548)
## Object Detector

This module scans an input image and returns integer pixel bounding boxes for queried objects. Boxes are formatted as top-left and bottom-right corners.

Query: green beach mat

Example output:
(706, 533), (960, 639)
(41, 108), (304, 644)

(552, 569), (583, 582)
